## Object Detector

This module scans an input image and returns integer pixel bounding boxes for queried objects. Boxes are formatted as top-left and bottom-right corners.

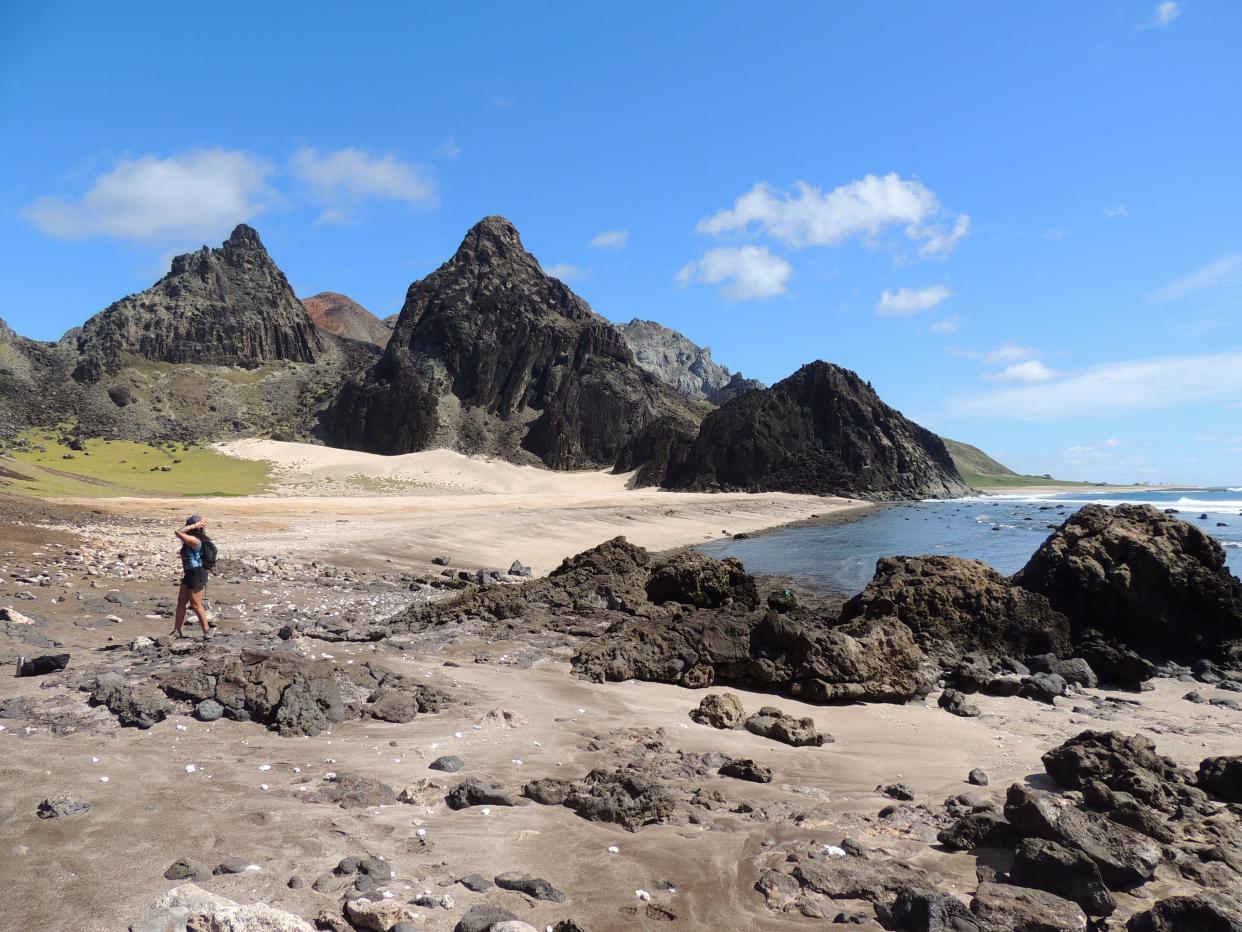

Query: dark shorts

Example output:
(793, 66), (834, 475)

(181, 567), (208, 592)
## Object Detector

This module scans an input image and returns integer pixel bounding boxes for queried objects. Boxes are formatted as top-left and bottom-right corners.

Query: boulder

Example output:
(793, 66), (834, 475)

(445, 777), (517, 810)
(1041, 731), (1192, 812)
(136, 883), (313, 932)
(645, 550), (758, 608)
(345, 897), (417, 931)
(1009, 837), (1115, 916)
(790, 856), (932, 902)
(312, 773), (398, 809)
(573, 610), (930, 704)
(938, 688), (981, 717)
(1070, 634), (1156, 688)
(494, 872), (566, 903)
(880, 887), (979, 931)
(1013, 504), (1242, 663)
(454, 905), (520, 932)
(937, 811), (1017, 851)
(1198, 755), (1242, 803)
(1125, 894), (1242, 931)
(90, 672), (171, 729)
(718, 758), (773, 783)
(524, 768), (674, 832)
(744, 707), (827, 747)
(841, 555), (1072, 659)
(1003, 784), (1162, 889)
(969, 882), (1088, 932)
(689, 692), (746, 729)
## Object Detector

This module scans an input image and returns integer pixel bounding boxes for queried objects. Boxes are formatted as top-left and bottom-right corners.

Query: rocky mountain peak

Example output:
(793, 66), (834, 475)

(327, 217), (701, 469)
(72, 225), (322, 381)
(652, 359), (971, 499)
(449, 215), (538, 274)
(618, 317), (762, 403)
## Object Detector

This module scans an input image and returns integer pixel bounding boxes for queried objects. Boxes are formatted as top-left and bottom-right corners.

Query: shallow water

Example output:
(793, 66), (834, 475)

(699, 489), (1242, 597)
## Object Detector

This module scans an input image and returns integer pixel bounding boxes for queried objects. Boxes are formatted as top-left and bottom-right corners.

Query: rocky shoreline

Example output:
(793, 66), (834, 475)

(2, 496), (1241, 930)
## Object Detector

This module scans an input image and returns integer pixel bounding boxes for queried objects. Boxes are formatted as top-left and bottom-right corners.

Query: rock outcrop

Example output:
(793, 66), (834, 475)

(705, 371), (765, 405)
(617, 318), (758, 402)
(656, 361), (972, 498)
(302, 291), (393, 347)
(840, 555), (1072, 660)
(572, 610), (931, 703)
(72, 224), (323, 381)
(327, 217), (701, 469)
(1014, 504), (1242, 663)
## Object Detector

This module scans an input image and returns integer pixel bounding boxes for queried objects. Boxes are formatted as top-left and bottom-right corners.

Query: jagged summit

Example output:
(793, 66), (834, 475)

(653, 360), (971, 499)
(72, 224), (322, 380)
(327, 216), (701, 468)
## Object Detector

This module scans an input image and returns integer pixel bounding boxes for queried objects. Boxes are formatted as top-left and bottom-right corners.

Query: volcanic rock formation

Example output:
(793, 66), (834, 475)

(1014, 504), (1242, 664)
(72, 224), (323, 381)
(302, 291), (393, 347)
(653, 360), (971, 499)
(327, 217), (701, 469)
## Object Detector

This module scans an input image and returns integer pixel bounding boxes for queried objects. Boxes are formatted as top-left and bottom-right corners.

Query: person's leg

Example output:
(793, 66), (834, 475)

(189, 587), (209, 635)
(174, 584), (190, 635)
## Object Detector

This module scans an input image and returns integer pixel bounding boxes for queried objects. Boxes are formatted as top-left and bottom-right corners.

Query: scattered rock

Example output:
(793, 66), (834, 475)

(430, 755), (465, 773)
(939, 688), (980, 717)
(36, 794), (89, 819)
(445, 777), (517, 810)
(90, 672), (171, 729)
(968, 769), (989, 786)
(689, 692), (745, 729)
(718, 758), (772, 783)
(17, 653), (70, 677)
(454, 904), (520, 932)
(969, 881), (1088, 932)
(744, 707), (827, 747)
(195, 699), (224, 722)
(494, 871), (567, 903)
(163, 857), (208, 882)
(345, 896), (417, 931)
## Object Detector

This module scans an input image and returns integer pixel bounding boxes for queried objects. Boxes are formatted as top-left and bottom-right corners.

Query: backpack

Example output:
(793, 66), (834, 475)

(200, 536), (218, 571)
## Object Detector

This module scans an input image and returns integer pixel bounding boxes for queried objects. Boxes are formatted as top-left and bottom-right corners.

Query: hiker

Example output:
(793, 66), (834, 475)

(173, 514), (214, 639)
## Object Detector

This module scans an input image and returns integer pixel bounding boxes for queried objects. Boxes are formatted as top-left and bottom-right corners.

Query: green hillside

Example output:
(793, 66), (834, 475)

(940, 437), (1018, 478)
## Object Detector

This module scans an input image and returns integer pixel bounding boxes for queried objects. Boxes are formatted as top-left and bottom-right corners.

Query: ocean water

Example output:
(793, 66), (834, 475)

(698, 488), (1242, 597)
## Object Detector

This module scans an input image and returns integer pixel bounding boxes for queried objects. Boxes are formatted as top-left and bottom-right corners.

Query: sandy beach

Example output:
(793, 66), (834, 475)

(48, 440), (868, 576)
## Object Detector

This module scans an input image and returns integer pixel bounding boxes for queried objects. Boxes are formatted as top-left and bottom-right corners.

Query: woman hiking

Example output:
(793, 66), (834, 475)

(173, 514), (213, 639)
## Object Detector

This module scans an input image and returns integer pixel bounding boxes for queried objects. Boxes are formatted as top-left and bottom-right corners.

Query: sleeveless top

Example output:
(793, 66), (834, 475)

(181, 540), (203, 571)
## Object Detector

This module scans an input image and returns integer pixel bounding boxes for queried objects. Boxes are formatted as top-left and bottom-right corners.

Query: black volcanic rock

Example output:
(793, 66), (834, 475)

(658, 361), (971, 499)
(840, 555), (1072, 660)
(1014, 504), (1242, 664)
(72, 225), (323, 381)
(327, 217), (700, 469)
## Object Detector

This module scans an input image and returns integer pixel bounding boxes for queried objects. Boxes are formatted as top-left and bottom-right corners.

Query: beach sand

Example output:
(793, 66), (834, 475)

(60, 440), (869, 576)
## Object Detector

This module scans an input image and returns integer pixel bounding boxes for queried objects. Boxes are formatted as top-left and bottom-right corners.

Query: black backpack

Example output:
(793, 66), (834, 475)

(200, 536), (218, 570)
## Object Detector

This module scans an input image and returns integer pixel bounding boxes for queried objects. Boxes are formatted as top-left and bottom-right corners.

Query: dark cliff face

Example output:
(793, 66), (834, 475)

(72, 224), (323, 381)
(326, 216), (701, 469)
(657, 361), (972, 499)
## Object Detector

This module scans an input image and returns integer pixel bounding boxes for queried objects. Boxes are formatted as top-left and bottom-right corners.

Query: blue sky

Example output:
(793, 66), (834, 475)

(2, 1), (1240, 484)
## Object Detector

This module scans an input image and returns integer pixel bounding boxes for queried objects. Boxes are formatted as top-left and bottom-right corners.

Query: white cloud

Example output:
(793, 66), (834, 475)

(983, 343), (1036, 364)
(1149, 253), (1242, 302)
(950, 351), (1242, 419)
(876, 283), (951, 316)
(677, 245), (792, 301)
(696, 174), (969, 257)
(290, 147), (435, 224)
(1153, 1), (1182, 26)
(931, 316), (963, 334)
(985, 360), (1058, 383)
(1103, 204), (1129, 218)
(588, 230), (629, 250)
(433, 137), (462, 160)
(545, 263), (582, 281)
(22, 149), (276, 242)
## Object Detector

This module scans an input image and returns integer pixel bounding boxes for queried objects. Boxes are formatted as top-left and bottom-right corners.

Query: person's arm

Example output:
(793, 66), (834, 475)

(174, 521), (204, 548)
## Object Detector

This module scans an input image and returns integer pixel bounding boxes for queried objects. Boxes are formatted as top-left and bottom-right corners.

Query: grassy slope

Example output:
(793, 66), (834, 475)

(0, 429), (270, 498)
(941, 436), (1109, 490)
